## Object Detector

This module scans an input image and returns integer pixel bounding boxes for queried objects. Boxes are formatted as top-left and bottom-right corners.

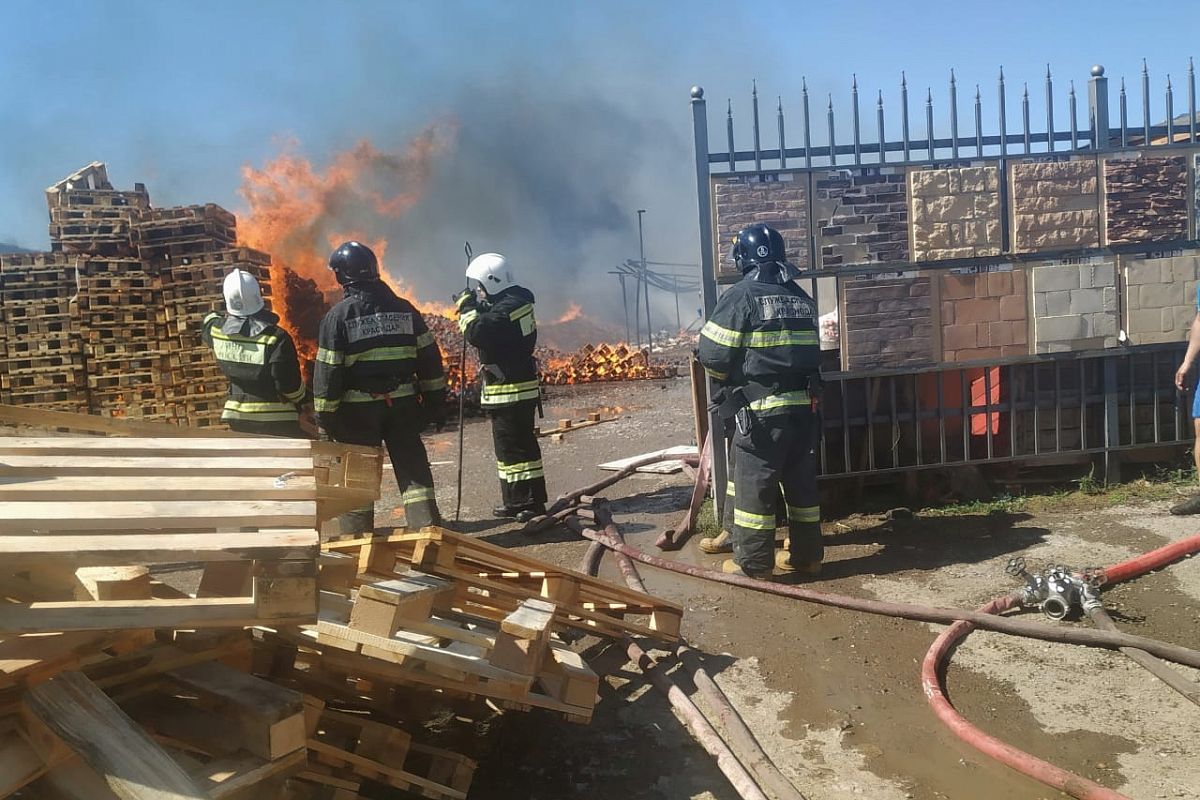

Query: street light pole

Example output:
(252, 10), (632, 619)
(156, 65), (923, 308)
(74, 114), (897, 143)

(637, 209), (652, 352)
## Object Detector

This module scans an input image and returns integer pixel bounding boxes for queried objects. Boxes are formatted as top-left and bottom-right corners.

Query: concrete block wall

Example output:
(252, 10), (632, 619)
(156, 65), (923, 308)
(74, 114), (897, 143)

(909, 166), (1002, 261)
(1103, 155), (1189, 244)
(939, 267), (1028, 361)
(1029, 259), (1118, 353)
(841, 273), (933, 370)
(1122, 252), (1200, 345)
(1010, 158), (1101, 253)
(712, 174), (808, 275)
(813, 167), (908, 268)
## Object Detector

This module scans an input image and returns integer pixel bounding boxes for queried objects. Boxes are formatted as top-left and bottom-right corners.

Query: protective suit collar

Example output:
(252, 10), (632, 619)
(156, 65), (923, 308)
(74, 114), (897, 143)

(221, 309), (280, 337)
(744, 261), (802, 285)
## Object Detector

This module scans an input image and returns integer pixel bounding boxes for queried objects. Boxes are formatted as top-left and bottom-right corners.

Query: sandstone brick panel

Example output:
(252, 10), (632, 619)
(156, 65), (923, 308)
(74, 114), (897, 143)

(909, 165), (1002, 263)
(1103, 155), (1189, 245)
(1011, 158), (1101, 254)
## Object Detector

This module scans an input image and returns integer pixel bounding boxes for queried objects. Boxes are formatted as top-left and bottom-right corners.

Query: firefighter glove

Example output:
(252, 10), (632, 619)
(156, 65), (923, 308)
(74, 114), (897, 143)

(454, 289), (477, 314)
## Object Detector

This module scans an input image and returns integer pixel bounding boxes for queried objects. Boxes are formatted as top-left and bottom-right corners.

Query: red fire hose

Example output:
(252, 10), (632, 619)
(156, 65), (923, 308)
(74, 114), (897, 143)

(921, 532), (1200, 800)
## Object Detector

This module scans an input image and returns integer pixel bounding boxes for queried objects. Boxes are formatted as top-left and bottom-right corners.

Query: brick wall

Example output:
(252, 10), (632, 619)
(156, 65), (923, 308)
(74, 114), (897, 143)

(939, 267), (1028, 361)
(813, 167), (908, 268)
(712, 174), (809, 275)
(1029, 259), (1118, 353)
(1010, 158), (1101, 253)
(1103, 155), (1189, 244)
(910, 166), (1002, 262)
(841, 274), (933, 370)
(1122, 252), (1200, 345)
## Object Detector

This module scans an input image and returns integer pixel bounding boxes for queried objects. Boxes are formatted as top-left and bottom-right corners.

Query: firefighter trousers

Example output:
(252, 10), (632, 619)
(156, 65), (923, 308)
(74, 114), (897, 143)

(228, 418), (305, 439)
(328, 398), (440, 528)
(490, 400), (547, 510)
(730, 408), (822, 574)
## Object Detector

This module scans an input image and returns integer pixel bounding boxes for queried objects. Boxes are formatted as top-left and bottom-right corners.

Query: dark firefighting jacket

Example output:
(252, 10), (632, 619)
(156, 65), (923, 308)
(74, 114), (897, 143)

(312, 281), (445, 423)
(201, 310), (306, 422)
(458, 286), (539, 407)
(696, 264), (821, 416)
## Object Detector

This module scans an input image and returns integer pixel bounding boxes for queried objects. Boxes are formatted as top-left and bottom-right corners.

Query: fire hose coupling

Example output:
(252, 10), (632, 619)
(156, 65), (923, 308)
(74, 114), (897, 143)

(1004, 557), (1106, 620)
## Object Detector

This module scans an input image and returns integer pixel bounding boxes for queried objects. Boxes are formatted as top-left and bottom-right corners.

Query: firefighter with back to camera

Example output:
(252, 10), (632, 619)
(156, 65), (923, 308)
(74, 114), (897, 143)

(696, 224), (823, 579)
(201, 268), (307, 437)
(313, 241), (446, 529)
(455, 253), (548, 523)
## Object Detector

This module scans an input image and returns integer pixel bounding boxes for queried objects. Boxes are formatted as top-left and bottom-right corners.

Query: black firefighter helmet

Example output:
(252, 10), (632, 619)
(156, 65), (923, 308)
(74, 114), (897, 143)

(731, 224), (787, 272)
(328, 241), (380, 285)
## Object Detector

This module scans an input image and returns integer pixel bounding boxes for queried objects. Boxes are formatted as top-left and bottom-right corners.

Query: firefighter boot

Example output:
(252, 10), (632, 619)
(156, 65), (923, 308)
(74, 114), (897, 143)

(698, 529), (733, 554)
(720, 559), (774, 580)
(774, 549), (822, 577)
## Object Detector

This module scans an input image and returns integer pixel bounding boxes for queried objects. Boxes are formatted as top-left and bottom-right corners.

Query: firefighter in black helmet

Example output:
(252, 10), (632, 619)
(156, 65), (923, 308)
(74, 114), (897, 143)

(314, 241), (447, 529)
(697, 224), (823, 579)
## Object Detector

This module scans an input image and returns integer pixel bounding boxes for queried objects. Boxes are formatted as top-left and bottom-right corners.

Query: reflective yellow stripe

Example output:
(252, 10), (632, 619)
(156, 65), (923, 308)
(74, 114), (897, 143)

(403, 486), (436, 503)
(704, 367), (729, 381)
(749, 390), (811, 413)
(221, 399), (298, 422)
(787, 505), (821, 523)
(726, 481), (736, 497)
(203, 312), (220, 325)
(481, 380), (540, 406)
(316, 347), (344, 365)
(419, 376), (446, 392)
(416, 331), (436, 348)
(212, 338), (267, 365)
(342, 385), (417, 403)
(282, 385), (306, 404)
(314, 397), (340, 412)
(700, 320), (746, 348)
(745, 330), (819, 348)
(344, 345), (417, 365)
(509, 303), (535, 321)
(211, 329), (279, 346)
(458, 309), (478, 333)
(498, 459), (545, 483)
(733, 508), (775, 531)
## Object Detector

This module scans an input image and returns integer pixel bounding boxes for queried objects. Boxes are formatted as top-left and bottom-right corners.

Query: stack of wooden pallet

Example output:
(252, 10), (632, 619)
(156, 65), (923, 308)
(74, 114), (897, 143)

(0, 253), (87, 413)
(0, 405), (685, 799)
(45, 162), (149, 259)
(134, 204), (238, 268)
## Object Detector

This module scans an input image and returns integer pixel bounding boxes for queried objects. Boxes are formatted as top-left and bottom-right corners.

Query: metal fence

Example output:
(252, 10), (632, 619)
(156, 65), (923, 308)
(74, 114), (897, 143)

(688, 60), (1199, 502)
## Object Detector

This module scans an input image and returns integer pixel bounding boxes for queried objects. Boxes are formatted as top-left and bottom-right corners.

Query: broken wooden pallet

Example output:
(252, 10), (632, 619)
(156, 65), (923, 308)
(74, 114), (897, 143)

(324, 527), (683, 642)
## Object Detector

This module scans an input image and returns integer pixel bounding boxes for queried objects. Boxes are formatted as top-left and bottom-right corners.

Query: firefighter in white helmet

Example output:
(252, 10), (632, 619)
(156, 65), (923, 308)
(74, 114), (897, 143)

(455, 253), (547, 522)
(201, 269), (307, 436)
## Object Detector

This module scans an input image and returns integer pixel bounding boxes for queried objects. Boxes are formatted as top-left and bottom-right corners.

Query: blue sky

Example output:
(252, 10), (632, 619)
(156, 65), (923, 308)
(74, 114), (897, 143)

(2, 0), (1198, 319)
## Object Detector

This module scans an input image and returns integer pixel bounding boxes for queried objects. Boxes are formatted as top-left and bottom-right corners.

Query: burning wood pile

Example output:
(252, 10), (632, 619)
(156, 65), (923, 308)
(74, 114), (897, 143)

(539, 342), (677, 385)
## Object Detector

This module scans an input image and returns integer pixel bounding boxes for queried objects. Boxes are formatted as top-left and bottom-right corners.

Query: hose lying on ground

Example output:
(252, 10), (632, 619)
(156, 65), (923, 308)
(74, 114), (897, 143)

(922, 533), (1200, 800)
(1084, 603), (1200, 707)
(577, 528), (1200, 669)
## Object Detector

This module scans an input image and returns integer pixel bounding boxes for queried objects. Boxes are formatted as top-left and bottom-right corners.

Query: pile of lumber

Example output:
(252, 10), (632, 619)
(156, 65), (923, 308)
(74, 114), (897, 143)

(540, 342), (677, 385)
(4, 162), (278, 426)
(0, 406), (684, 799)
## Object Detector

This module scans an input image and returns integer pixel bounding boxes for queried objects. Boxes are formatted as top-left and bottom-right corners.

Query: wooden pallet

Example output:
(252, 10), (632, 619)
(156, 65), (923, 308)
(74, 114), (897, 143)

(325, 528), (683, 642)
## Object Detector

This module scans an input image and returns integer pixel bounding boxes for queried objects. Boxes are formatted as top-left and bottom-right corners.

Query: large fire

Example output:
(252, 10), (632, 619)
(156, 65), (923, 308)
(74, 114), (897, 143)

(235, 131), (673, 392)
(236, 129), (455, 366)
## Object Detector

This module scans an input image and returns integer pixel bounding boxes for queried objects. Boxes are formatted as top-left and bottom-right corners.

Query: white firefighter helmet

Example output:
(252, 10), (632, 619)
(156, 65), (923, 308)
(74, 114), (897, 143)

(466, 252), (517, 296)
(223, 268), (264, 317)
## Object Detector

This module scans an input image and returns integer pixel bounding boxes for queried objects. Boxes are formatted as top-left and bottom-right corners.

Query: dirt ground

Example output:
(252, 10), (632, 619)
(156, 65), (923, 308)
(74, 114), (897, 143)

(376, 378), (1200, 800)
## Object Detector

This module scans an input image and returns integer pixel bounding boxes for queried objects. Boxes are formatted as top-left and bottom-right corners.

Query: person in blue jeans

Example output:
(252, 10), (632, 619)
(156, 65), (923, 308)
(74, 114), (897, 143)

(1171, 284), (1200, 514)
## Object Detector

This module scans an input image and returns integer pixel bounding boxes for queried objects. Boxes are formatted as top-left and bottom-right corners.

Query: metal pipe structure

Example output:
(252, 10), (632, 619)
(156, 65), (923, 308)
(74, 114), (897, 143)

(637, 209), (652, 352)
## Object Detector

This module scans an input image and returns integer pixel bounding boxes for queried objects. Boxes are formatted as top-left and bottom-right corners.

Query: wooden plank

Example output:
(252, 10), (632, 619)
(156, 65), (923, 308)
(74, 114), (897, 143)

(23, 670), (209, 799)
(0, 403), (240, 438)
(0, 598), (313, 634)
(305, 740), (467, 800)
(194, 750), (306, 799)
(0, 456), (314, 477)
(0, 437), (311, 458)
(500, 598), (555, 639)
(0, 501), (317, 532)
(0, 723), (50, 795)
(167, 661), (306, 761)
(0, 531), (318, 564)
(0, 475), (319, 502)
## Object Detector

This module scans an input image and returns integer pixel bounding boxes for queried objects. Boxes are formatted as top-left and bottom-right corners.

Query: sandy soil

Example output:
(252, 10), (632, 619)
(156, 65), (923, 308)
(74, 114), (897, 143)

(375, 379), (1199, 800)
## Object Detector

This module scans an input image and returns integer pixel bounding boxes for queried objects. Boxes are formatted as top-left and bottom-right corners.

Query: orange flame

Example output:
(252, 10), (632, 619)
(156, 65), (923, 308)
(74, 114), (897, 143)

(554, 302), (583, 324)
(236, 126), (456, 363)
